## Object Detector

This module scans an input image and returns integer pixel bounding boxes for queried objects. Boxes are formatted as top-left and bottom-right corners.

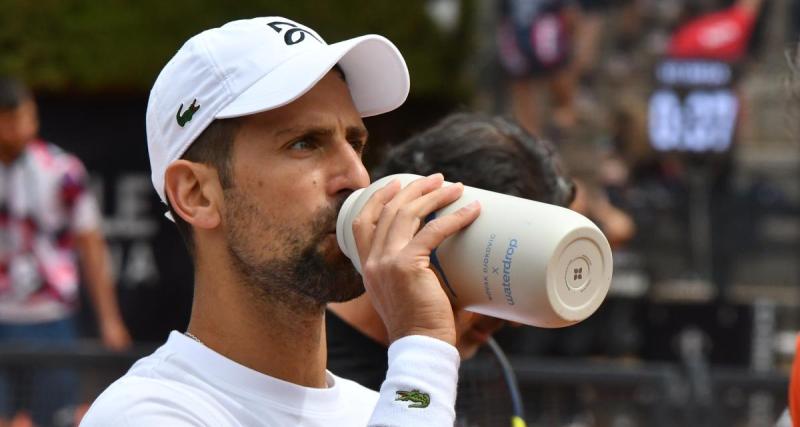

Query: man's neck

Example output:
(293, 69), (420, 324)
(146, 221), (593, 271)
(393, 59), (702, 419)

(187, 263), (329, 388)
(0, 146), (25, 166)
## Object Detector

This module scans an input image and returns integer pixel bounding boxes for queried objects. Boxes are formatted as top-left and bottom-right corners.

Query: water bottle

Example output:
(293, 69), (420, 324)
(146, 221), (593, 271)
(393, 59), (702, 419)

(336, 174), (612, 328)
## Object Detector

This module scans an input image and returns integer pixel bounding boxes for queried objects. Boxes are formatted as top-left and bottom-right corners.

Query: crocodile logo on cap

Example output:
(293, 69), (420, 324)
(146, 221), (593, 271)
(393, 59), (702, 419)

(176, 99), (200, 127)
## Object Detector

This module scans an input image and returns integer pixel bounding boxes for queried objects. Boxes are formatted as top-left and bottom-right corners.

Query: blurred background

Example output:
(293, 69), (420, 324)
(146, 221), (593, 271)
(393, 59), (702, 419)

(1, 0), (799, 426)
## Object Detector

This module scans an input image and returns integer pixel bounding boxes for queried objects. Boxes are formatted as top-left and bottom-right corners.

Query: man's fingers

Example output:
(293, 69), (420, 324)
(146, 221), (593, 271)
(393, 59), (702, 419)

(356, 180), (401, 224)
(369, 174), (445, 259)
(352, 179), (401, 263)
(408, 200), (481, 254)
(383, 183), (464, 253)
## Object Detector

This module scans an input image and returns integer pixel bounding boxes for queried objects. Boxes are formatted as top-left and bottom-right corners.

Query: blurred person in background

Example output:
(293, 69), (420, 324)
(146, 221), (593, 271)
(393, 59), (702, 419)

(0, 77), (131, 427)
(569, 178), (635, 249)
(571, 0), (644, 109)
(327, 112), (576, 391)
(494, 0), (636, 250)
(496, 0), (580, 139)
(572, 0), (610, 86)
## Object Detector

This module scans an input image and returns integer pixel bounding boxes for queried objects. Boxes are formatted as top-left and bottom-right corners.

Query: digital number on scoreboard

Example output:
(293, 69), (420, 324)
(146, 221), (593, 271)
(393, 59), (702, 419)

(648, 60), (739, 153)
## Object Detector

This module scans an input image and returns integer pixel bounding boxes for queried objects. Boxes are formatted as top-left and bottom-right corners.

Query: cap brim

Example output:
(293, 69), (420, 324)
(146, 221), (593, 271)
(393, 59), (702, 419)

(216, 35), (409, 119)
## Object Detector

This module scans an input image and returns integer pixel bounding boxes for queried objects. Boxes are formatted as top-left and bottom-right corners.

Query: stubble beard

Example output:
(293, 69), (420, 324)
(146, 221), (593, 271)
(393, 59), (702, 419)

(224, 188), (365, 314)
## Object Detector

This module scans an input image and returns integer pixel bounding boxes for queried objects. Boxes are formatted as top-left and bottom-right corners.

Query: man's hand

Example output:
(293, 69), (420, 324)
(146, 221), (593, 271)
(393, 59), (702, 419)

(351, 174), (480, 346)
(100, 316), (132, 351)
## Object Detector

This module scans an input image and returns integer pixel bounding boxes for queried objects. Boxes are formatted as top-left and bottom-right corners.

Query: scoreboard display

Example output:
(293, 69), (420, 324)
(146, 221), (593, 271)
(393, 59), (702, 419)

(648, 60), (739, 153)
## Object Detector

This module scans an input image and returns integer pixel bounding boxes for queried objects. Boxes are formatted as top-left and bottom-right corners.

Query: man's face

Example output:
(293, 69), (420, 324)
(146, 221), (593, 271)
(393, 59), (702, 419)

(0, 99), (38, 161)
(222, 71), (370, 310)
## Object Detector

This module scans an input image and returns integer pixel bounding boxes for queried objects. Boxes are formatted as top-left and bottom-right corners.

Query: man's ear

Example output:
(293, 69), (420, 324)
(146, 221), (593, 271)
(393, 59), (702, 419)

(164, 160), (223, 230)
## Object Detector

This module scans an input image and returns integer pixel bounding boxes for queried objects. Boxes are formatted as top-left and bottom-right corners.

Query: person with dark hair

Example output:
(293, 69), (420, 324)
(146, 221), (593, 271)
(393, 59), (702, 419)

(327, 112), (576, 390)
(0, 77), (131, 426)
(82, 17), (482, 426)
(375, 113), (575, 207)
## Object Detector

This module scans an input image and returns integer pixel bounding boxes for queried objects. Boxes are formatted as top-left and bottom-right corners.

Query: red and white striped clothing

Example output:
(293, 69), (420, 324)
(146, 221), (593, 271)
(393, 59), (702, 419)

(0, 140), (101, 323)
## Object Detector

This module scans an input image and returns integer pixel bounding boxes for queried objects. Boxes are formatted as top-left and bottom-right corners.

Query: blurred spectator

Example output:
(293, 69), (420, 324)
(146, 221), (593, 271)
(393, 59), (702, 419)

(0, 77), (130, 427)
(572, 0), (608, 83)
(582, 97), (646, 248)
(494, 0), (637, 251)
(573, 0), (643, 86)
(327, 112), (575, 390)
(570, 178), (636, 248)
(496, 0), (580, 138)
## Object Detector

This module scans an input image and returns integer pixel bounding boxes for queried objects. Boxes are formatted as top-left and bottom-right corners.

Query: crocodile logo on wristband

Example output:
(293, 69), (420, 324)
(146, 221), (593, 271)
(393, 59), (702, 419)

(395, 390), (430, 408)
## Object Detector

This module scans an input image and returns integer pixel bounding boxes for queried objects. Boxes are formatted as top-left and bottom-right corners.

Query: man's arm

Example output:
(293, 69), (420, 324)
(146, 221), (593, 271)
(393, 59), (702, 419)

(368, 335), (460, 426)
(350, 174), (481, 425)
(330, 295), (505, 359)
(61, 155), (132, 351)
(75, 229), (131, 351)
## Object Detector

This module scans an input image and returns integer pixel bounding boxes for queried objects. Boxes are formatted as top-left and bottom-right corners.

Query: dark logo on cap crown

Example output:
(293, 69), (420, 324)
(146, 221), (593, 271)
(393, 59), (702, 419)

(267, 21), (321, 46)
(176, 99), (200, 127)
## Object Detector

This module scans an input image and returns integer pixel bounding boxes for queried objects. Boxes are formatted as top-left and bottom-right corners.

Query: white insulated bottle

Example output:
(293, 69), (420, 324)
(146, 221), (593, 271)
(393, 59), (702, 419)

(336, 174), (613, 328)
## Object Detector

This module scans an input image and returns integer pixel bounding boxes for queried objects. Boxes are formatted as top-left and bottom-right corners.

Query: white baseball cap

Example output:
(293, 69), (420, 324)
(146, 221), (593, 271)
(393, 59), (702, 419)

(146, 17), (410, 203)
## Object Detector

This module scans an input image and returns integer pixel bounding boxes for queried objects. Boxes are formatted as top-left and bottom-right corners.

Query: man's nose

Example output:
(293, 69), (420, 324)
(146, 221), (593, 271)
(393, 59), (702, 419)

(326, 141), (370, 195)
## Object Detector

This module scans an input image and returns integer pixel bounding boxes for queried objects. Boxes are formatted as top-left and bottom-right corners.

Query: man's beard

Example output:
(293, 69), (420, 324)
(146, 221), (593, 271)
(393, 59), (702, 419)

(224, 188), (364, 312)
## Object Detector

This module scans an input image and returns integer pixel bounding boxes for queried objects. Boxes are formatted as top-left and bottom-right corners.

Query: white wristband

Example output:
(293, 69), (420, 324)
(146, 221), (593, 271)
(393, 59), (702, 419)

(368, 335), (460, 427)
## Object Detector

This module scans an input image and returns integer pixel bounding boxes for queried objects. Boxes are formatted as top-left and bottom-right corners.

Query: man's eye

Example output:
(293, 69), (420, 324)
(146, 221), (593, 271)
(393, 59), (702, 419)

(349, 139), (365, 153)
(289, 139), (316, 151)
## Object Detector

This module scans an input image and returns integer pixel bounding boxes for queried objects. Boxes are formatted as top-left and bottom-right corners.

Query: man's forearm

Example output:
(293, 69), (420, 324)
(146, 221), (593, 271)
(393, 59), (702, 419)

(76, 230), (124, 323)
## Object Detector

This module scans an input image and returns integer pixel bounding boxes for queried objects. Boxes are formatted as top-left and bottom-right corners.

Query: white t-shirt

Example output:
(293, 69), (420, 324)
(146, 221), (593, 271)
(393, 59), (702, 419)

(0, 140), (102, 323)
(81, 331), (460, 426)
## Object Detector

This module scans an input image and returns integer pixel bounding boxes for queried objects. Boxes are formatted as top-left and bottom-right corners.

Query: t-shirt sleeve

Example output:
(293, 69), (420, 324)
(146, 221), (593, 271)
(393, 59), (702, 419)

(60, 156), (101, 233)
(368, 335), (460, 427)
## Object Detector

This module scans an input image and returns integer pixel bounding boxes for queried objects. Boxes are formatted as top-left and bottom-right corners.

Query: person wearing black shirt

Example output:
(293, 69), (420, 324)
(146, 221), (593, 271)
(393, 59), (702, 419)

(327, 112), (575, 388)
